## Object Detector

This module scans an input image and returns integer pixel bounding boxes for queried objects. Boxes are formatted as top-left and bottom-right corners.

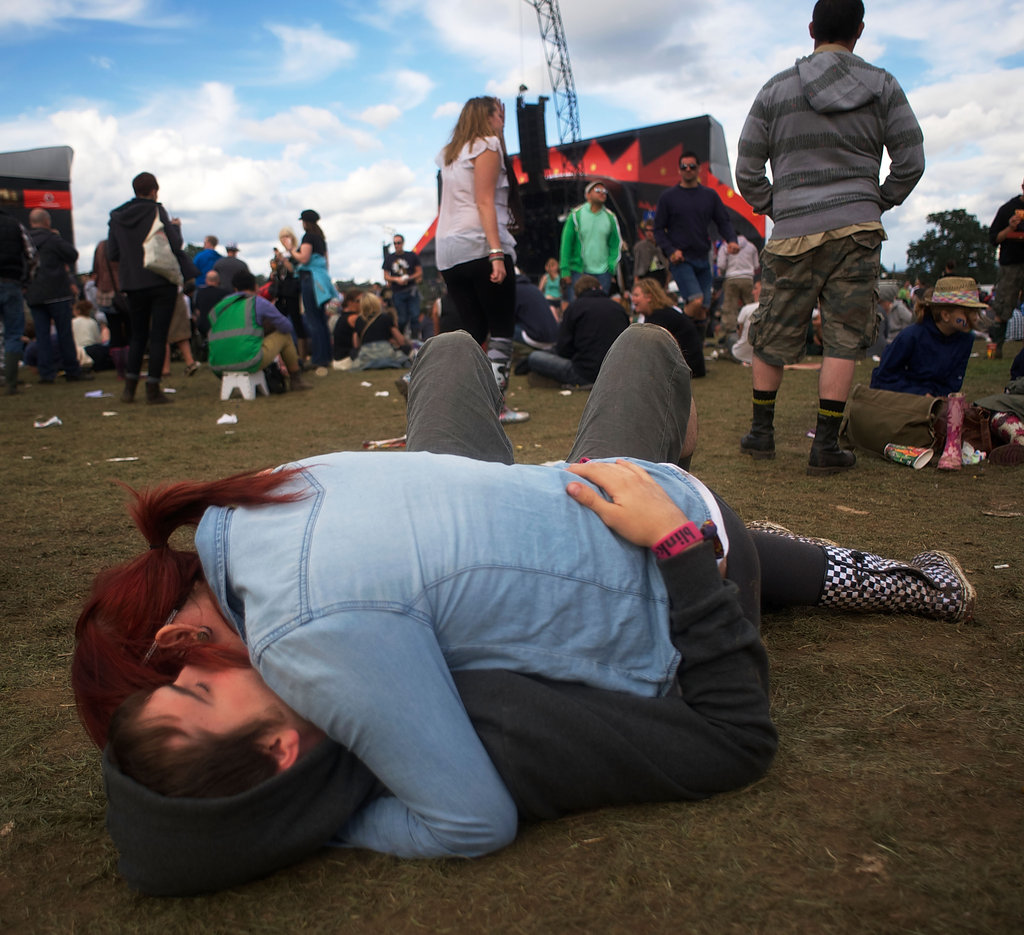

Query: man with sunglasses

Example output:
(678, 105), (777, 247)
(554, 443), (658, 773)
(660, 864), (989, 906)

(559, 181), (623, 303)
(653, 151), (739, 310)
(383, 234), (424, 340)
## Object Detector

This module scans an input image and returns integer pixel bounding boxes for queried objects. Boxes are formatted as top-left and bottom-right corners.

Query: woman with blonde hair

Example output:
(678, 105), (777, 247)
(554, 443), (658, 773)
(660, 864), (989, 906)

(435, 95), (528, 423)
(350, 292), (409, 370)
(630, 277), (706, 377)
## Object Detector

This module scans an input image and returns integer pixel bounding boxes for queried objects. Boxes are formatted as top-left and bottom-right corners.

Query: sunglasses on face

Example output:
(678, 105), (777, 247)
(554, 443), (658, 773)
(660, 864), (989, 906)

(680, 163), (698, 170)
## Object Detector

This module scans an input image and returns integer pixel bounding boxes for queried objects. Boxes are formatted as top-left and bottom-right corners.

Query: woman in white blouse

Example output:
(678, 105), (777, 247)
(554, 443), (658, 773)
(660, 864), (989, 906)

(435, 96), (528, 423)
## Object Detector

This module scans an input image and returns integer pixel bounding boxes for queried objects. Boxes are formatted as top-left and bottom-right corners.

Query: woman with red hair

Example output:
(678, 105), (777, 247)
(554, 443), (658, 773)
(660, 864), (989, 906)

(75, 328), (973, 887)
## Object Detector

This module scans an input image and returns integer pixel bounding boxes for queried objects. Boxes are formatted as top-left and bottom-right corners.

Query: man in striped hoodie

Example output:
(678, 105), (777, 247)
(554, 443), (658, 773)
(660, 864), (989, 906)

(735, 0), (924, 475)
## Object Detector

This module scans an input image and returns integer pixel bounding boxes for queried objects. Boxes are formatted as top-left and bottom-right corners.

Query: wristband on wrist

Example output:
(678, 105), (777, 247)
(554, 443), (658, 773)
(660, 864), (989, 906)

(651, 520), (720, 561)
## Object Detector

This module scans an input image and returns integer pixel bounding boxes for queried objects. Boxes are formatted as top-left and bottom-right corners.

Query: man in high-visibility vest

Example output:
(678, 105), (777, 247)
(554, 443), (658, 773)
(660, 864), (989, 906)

(202, 269), (311, 390)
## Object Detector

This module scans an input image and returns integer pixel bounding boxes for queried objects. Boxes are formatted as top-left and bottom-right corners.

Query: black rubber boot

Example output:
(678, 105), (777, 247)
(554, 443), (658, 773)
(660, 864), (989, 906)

(4, 351), (19, 395)
(145, 380), (170, 405)
(121, 377), (139, 403)
(740, 397), (776, 460)
(807, 411), (855, 475)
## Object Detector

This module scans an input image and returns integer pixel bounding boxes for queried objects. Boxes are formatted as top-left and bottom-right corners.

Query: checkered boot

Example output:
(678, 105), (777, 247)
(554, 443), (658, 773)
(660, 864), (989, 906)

(819, 545), (975, 623)
(746, 522), (975, 623)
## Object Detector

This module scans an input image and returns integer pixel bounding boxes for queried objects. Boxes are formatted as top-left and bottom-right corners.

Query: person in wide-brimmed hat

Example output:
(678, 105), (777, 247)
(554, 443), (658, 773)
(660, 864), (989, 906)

(870, 277), (986, 398)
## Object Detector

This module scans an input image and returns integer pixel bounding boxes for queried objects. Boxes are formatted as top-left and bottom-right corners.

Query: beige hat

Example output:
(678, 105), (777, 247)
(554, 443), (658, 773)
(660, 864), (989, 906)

(929, 277), (988, 309)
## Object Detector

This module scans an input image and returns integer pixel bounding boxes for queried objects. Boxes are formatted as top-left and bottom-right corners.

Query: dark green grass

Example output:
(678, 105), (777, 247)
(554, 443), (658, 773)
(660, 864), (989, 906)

(1, 341), (1022, 934)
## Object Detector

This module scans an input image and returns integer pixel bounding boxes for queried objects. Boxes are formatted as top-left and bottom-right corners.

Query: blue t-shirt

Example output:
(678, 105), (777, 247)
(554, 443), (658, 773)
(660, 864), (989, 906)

(193, 248), (220, 286)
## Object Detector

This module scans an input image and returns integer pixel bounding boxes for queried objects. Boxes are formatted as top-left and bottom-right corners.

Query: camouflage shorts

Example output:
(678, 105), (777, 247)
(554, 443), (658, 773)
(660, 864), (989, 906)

(991, 262), (1024, 322)
(750, 231), (882, 366)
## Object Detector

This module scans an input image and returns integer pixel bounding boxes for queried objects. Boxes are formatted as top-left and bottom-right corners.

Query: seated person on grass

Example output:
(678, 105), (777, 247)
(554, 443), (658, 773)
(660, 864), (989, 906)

(521, 274), (629, 387)
(870, 277), (986, 397)
(350, 292), (410, 370)
(630, 277), (706, 377)
(201, 270), (310, 390)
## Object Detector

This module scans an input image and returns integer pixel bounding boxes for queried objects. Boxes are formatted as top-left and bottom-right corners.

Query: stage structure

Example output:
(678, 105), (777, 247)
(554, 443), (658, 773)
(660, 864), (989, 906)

(0, 146), (75, 245)
(415, 113), (764, 287)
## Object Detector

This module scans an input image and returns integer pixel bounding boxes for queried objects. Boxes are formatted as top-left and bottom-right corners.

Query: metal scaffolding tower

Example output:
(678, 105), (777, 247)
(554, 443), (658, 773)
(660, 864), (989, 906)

(524, 0), (580, 145)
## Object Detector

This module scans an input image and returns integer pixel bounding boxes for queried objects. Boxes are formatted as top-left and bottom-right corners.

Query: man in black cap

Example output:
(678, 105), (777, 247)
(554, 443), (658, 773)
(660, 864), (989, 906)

(212, 240), (249, 293)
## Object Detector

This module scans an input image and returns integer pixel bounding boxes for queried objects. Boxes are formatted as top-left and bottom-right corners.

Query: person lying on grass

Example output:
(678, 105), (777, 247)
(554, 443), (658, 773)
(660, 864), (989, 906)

(74, 328), (973, 895)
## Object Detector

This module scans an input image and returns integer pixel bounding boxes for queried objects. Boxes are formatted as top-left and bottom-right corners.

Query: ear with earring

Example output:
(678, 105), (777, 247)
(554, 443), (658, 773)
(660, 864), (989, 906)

(141, 617), (212, 665)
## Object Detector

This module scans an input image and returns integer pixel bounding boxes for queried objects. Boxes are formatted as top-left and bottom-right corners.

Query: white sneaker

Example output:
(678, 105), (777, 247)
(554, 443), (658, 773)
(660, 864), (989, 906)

(499, 404), (530, 424)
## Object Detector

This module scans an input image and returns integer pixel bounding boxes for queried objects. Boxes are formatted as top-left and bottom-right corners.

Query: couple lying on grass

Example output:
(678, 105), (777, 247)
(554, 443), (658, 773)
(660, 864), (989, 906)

(72, 326), (973, 895)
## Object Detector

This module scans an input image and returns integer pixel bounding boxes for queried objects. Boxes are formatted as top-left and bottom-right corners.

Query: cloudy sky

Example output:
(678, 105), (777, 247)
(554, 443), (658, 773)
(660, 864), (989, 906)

(2, 0), (1022, 283)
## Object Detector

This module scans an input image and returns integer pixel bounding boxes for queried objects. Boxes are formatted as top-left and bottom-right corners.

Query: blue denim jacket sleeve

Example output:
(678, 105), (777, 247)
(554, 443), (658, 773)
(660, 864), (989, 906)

(257, 609), (518, 859)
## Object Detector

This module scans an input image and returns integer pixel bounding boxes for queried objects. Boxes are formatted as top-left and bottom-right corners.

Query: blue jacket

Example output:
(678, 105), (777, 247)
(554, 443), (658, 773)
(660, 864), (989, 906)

(870, 317), (975, 397)
(295, 252), (338, 307)
(195, 451), (724, 860)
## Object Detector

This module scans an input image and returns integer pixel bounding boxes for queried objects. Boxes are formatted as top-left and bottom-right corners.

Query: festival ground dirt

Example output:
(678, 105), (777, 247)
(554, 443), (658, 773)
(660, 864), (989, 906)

(2, 339), (1022, 934)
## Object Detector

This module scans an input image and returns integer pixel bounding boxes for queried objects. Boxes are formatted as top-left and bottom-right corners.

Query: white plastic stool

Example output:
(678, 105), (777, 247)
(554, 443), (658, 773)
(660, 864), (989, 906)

(220, 370), (269, 400)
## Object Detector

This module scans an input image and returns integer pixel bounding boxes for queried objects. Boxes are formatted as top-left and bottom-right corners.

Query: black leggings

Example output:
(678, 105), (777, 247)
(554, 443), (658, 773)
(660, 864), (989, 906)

(698, 501), (828, 625)
(441, 255), (515, 344)
(750, 530), (827, 609)
(125, 283), (178, 382)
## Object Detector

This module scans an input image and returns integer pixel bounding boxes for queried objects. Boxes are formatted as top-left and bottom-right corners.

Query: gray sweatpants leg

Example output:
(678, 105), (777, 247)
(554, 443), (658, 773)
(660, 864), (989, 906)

(405, 330), (514, 465)
(567, 323), (693, 464)
(565, 324), (760, 627)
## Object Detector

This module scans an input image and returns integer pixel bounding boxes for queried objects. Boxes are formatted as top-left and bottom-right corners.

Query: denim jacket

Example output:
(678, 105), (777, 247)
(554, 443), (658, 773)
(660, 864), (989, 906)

(195, 452), (722, 859)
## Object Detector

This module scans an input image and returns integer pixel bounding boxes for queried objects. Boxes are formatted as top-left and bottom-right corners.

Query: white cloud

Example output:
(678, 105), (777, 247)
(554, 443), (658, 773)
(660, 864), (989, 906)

(433, 102), (461, 119)
(0, 85), (441, 282)
(266, 24), (356, 83)
(354, 71), (434, 130)
(2, 0), (150, 29)
(392, 70), (435, 108)
(358, 104), (402, 129)
(244, 105), (381, 149)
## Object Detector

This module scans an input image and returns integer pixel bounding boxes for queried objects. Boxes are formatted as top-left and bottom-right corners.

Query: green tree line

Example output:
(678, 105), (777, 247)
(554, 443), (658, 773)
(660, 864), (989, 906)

(904, 209), (996, 285)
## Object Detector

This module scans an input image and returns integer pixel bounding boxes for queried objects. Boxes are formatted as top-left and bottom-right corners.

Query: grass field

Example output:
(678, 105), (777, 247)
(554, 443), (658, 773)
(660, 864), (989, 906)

(1, 340), (1022, 934)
